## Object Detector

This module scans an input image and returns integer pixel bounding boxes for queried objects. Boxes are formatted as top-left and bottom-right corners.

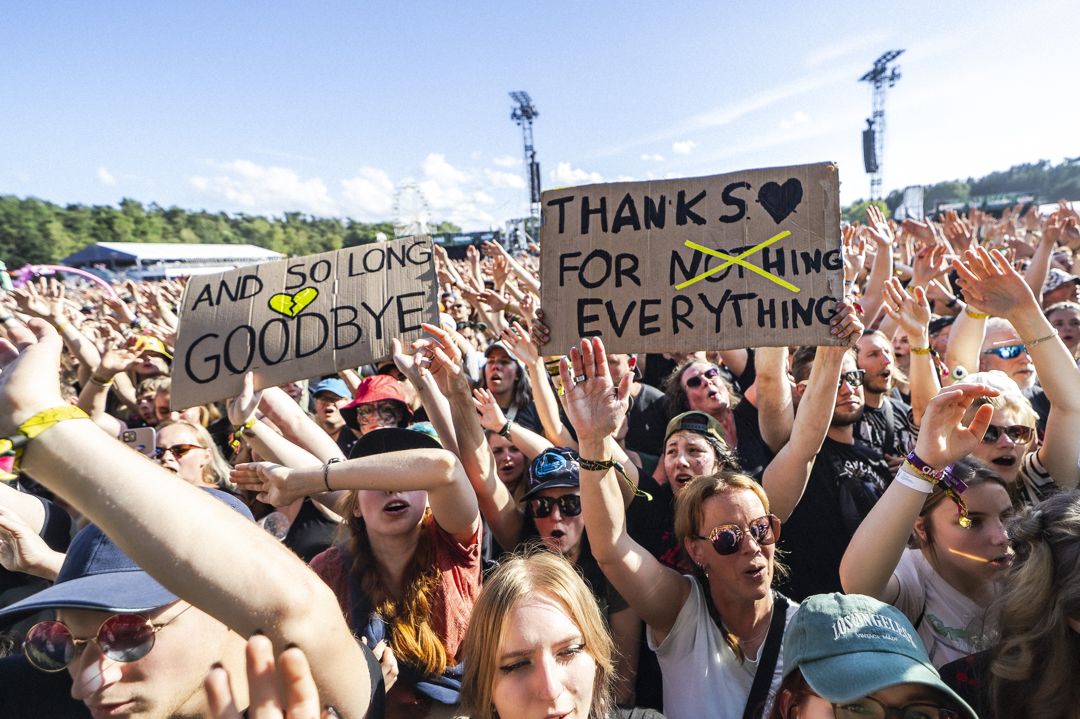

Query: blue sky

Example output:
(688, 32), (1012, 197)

(3, 1), (1077, 230)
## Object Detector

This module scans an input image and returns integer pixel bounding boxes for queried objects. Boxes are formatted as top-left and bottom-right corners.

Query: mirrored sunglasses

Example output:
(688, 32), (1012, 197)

(981, 423), (1035, 444)
(981, 343), (1027, 360)
(839, 369), (866, 389)
(152, 443), (204, 460)
(23, 605), (192, 672)
(530, 493), (582, 518)
(685, 367), (721, 389)
(693, 514), (780, 555)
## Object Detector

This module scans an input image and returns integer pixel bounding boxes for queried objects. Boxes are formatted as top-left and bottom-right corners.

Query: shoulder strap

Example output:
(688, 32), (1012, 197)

(742, 592), (789, 719)
(881, 397), (896, 455)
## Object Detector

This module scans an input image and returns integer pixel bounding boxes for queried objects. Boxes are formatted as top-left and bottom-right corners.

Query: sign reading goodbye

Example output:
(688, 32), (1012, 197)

(539, 162), (844, 353)
(171, 236), (438, 408)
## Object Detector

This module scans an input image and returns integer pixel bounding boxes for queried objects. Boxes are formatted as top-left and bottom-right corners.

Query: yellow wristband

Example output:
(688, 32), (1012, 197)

(964, 308), (988, 320)
(910, 346), (932, 355)
(18, 405), (90, 440)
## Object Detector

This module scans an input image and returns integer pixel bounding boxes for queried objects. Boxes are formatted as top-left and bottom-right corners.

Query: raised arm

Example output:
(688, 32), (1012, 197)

(566, 336), (691, 639)
(501, 321), (576, 447)
(753, 346), (794, 453)
(763, 304), (863, 521)
(257, 386), (344, 463)
(955, 247), (1080, 489)
(473, 387), (552, 460)
(882, 278), (940, 425)
(1, 321), (372, 716)
(840, 383), (996, 599)
(860, 205), (897, 327)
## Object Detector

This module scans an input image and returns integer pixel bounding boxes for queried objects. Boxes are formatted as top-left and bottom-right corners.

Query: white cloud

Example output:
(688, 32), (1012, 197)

(549, 162), (603, 187)
(779, 111), (811, 130)
(340, 166), (395, 219)
(191, 160), (337, 216)
(97, 167), (117, 186)
(640, 153), (665, 162)
(421, 152), (469, 185)
(672, 140), (697, 155)
(492, 154), (520, 168)
(484, 168), (526, 189)
(473, 190), (496, 205)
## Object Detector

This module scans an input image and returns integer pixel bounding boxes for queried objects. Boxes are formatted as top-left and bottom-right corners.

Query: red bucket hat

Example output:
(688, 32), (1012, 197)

(339, 375), (412, 430)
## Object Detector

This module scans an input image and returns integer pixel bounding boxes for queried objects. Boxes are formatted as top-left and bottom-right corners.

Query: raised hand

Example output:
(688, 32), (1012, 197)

(558, 337), (631, 443)
(841, 224), (866, 283)
(410, 322), (466, 396)
(882, 278), (931, 339)
(478, 289), (509, 312)
(531, 308), (552, 350)
(205, 634), (340, 719)
(913, 384), (997, 469)
(472, 387), (508, 432)
(911, 243), (948, 288)
(865, 204), (895, 249)
(0, 505), (65, 579)
(226, 371), (263, 427)
(98, 345), (141, 379)
(230, 461), (296, 507)
(0, 319), (67, 437)
(500, 321), (540, 365)
(953, 247), (1038, 318)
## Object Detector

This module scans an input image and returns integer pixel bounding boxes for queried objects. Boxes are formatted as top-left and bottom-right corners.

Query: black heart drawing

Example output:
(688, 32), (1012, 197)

(757, 178), (803, 224)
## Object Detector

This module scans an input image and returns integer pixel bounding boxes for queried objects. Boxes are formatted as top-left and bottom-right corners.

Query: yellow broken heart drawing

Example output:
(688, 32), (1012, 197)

(268, 287), (319, 317)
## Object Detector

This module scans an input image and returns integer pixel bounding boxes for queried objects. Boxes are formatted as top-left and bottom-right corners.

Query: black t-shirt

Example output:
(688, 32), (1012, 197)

(776, 437), (889, 601)
(284, 499), (339, 563)
(854, 396), (916, 459)
(0, 654), (91, 718)
(732, 400), (774, 481)
(1024, 384), (1050, 437)
(625, 384), (669, 457)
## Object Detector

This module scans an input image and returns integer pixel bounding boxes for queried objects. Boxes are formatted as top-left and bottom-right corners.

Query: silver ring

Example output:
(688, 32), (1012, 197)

(573, 374), (587, 383)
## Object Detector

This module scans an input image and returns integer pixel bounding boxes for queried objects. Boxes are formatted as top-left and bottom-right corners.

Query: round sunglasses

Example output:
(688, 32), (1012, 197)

(693, 514), (781, 555)
(684, 367), (720, 389)
(152, 443), (205, 460)
(529, 493), (582, 518)
(23, 604), (193, 672)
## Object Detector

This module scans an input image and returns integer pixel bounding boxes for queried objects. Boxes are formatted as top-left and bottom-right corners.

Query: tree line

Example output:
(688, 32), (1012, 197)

(0, 196), (461, 268)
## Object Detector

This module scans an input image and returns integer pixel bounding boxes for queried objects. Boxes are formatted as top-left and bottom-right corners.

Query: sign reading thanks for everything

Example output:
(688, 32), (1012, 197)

(539, 162), (845, 353)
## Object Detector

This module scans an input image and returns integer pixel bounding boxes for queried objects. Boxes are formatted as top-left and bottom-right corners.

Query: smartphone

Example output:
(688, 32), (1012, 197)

(122, 427), (156, 457)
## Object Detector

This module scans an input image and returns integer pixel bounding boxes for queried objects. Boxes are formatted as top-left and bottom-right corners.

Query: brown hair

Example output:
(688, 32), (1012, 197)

(663, 358), (741, 416)
(459, 551), (615, 719)
(915, 458), (1013, 556)
(338, 499), (449, 678)
(990, 491), (1080, 719)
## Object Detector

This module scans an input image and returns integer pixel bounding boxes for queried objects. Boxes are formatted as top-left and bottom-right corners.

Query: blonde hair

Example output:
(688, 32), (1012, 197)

(155, 419), (232, 490)
(459, 551), (615, 719)
(990, 491), (1080, 719)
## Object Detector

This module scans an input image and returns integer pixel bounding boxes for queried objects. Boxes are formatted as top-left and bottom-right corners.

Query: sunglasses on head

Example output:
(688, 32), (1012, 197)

(685, 367), (721, 389)
(530, 493), (581, 518)
(982, 423), (1035, 444)
(23, 604), (193, 672)
(839, 369), (865, 389)
(693, 514), (780, 555)
(981, 343), (1027, 360)
(152, 443), (204, 460)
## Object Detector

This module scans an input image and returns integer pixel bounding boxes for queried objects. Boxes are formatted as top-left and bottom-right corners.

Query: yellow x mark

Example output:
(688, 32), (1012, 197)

(674, 230), (801, 292)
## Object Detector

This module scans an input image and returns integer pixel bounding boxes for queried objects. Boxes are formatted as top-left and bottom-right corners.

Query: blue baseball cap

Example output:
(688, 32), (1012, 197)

(523, 448), (580, 500)
(311, 377), (350, 400)
(0, 489), (253, 618)
(782, 593), (977, 719)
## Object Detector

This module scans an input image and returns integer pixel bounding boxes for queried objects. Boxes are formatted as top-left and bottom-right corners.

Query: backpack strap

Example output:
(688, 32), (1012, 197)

(742, 592), (789, 719)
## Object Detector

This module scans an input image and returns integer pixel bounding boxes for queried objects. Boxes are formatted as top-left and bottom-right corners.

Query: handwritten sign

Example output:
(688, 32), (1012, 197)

(539, 162), (844, 353)
(171, 237), (438, 408)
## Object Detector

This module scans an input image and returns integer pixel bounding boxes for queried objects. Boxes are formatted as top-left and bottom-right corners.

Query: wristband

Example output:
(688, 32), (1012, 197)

(0, 405), (90, 469)
(1022, 332), (1058, 350)
(578, 457), (652, 501)
(90, 374), (114, 387)
(964, 307), (988, 320)
(894, 466), (934, 493)
(910, 346), (932, 355)
(323, 458), (342, 492)
(498, 419), (513, 440)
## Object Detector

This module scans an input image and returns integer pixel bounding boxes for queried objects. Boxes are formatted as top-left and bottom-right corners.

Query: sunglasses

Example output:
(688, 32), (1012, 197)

(152, 443), (204, 460)
(839, 369), (865, 389)
(693, 514), (780, 555)
(981, 423), (1035, 444)
(23, 604), (193, 672)
(981, 343), (1027, 360)
(530, 493), (582, 518)
(832, 697), (960, 719)
(685, 367), (721, 389)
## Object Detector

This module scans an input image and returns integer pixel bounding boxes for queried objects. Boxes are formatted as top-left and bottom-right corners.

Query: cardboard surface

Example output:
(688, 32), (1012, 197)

(171, 236), (438, 408)
(539, 162), (844, 353)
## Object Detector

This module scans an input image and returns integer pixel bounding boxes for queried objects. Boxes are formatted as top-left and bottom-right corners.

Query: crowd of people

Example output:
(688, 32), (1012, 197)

(0, 203), (1078, 719)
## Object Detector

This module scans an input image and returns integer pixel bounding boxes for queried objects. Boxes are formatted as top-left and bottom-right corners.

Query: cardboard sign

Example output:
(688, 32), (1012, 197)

(539, 162), (844, 353)
(171, 236), (438, 408)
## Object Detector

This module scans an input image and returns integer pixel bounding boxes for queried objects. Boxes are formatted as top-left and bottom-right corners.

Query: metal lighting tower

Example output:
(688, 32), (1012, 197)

(859, 50), (904, 200)
(510, 91), (541, 220)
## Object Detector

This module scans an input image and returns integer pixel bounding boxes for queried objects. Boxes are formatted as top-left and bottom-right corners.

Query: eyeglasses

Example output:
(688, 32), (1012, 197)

(152, 443), (204, 460)
(355, 402), (404, 421)
(832, 696), (960, 719)
(530, 493), (582, 518)
(685, 367), (721, 389)
(839, 369), (865, 389)
(981, 423), (1035, 444)
(23, 604), (193, 672)
(981, 343), (1027, 360)
(693, 514), (780, 555)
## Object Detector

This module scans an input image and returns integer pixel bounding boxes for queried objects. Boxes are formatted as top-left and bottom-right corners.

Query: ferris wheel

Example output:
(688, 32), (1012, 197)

(392, 182), (431, 238)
